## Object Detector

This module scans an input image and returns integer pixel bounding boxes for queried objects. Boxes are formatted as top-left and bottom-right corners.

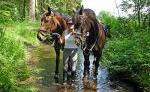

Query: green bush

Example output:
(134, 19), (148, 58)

(0, 1), (19, 24)
(0, 21), (39, 92)
(0, 28), (30, 91)
(99, 12), (150, 91)
(11, 21), (39, 45)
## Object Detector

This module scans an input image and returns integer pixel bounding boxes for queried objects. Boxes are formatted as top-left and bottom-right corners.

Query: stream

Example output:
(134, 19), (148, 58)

(29, 44), (137, 92)
(27, 34), (140, 92)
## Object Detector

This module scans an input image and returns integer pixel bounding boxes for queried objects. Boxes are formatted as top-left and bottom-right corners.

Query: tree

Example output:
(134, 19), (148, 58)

(19, 0), (26, 20)
(37, 0), (81, 16)
(120, 0), (149, 27)
(29, 0), (35, 22)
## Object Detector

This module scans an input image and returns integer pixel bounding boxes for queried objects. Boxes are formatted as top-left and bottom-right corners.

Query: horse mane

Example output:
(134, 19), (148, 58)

(80, 9), (99, 34)
(49, 9), (72, 23)
(41, 12), (67, 31)
(41, 11), (71, 32)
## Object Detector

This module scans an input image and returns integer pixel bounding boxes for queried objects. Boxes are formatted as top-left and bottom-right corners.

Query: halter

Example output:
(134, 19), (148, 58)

(39, 13), (66, 45)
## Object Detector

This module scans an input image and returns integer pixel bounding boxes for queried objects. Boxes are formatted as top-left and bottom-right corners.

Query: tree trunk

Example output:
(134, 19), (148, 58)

(35, 0), (38, 20)
(29, 0), (35, 22)
(137, 0), (141, 27)
(148, 13), (150, 27)
(39, 0), (45, 14)
(23, 0), (26, 19)
(19, 0), (25, 20)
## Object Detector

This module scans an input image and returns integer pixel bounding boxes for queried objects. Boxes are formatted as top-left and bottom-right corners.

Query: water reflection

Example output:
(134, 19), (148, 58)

(35, 45), (135, 92)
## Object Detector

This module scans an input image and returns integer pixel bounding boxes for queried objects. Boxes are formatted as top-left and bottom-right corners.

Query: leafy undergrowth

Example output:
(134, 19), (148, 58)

(101, 13), (150, 91)
(0, 21), (39, 92)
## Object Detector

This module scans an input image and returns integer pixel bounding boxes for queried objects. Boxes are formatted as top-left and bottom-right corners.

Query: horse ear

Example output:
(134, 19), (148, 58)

(79, 5), (83, 15)
(48, 7), (51, 14)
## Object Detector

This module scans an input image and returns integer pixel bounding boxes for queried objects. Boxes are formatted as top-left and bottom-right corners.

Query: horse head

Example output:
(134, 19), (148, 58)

(72, 6), (99, 49)
(37, 7), (75, 46)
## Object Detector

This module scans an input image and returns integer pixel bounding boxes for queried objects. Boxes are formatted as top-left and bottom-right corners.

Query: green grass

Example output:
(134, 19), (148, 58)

(0, 21), (39, 92)
(4, 21), (39, 45)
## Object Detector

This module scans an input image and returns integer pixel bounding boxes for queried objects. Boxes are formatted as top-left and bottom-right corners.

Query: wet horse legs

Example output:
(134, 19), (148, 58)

(83, 49), (90, 75)
(93, 50), (102, 76)
(54, 47), (60, 79)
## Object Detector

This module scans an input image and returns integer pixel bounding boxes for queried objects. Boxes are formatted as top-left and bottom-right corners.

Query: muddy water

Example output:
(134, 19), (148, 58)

(30, 44), (137, 92)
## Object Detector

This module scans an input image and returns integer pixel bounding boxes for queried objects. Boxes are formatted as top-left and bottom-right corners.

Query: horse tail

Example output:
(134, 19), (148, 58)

(97, 23), (106, 49)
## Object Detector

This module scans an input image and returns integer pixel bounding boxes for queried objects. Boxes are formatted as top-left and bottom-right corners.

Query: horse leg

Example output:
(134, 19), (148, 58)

(54, 47), (60, 79)
(83, 49), (90, 75)
(93, 49), (102, 76)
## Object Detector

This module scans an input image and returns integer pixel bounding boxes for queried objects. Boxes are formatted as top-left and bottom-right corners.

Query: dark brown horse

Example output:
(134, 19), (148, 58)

(72, 7), (109, 76)
(37, 7), (74, 78)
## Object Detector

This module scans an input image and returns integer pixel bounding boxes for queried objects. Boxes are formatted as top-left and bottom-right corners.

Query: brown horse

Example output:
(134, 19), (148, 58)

(72, 7), (109, 76)
(37, 7), (74, 79)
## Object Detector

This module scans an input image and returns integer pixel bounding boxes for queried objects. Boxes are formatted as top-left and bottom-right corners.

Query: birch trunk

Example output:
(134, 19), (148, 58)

(29, 0), (35, 21)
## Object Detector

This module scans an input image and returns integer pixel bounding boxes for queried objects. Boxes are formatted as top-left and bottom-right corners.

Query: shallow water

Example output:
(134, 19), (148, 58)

(32, 44), (136, 92)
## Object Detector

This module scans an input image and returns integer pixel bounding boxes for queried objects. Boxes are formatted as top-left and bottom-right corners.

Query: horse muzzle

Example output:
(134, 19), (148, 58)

(37, 31), (53, 44)
(37, 31), (46, 41)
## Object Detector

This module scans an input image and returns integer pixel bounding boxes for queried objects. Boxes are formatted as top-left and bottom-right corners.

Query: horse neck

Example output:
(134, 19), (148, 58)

(82, 18), (99, 35)
(55, 16), (68, 32)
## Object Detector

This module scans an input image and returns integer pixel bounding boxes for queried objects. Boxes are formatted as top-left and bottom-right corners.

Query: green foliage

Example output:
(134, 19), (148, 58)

(9, 21), (39, 45)
(99, 12), (119, 28)
(0, 1), (20, 24)
(0, 29), (27, 91)
(0, 0), (82, 23)
(120, 0), (150, 27)
(0, 21), (39, 92)
(0, 0), (81, 91)
(38, 0), (82, 15)
(98, 11), (150, 91)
